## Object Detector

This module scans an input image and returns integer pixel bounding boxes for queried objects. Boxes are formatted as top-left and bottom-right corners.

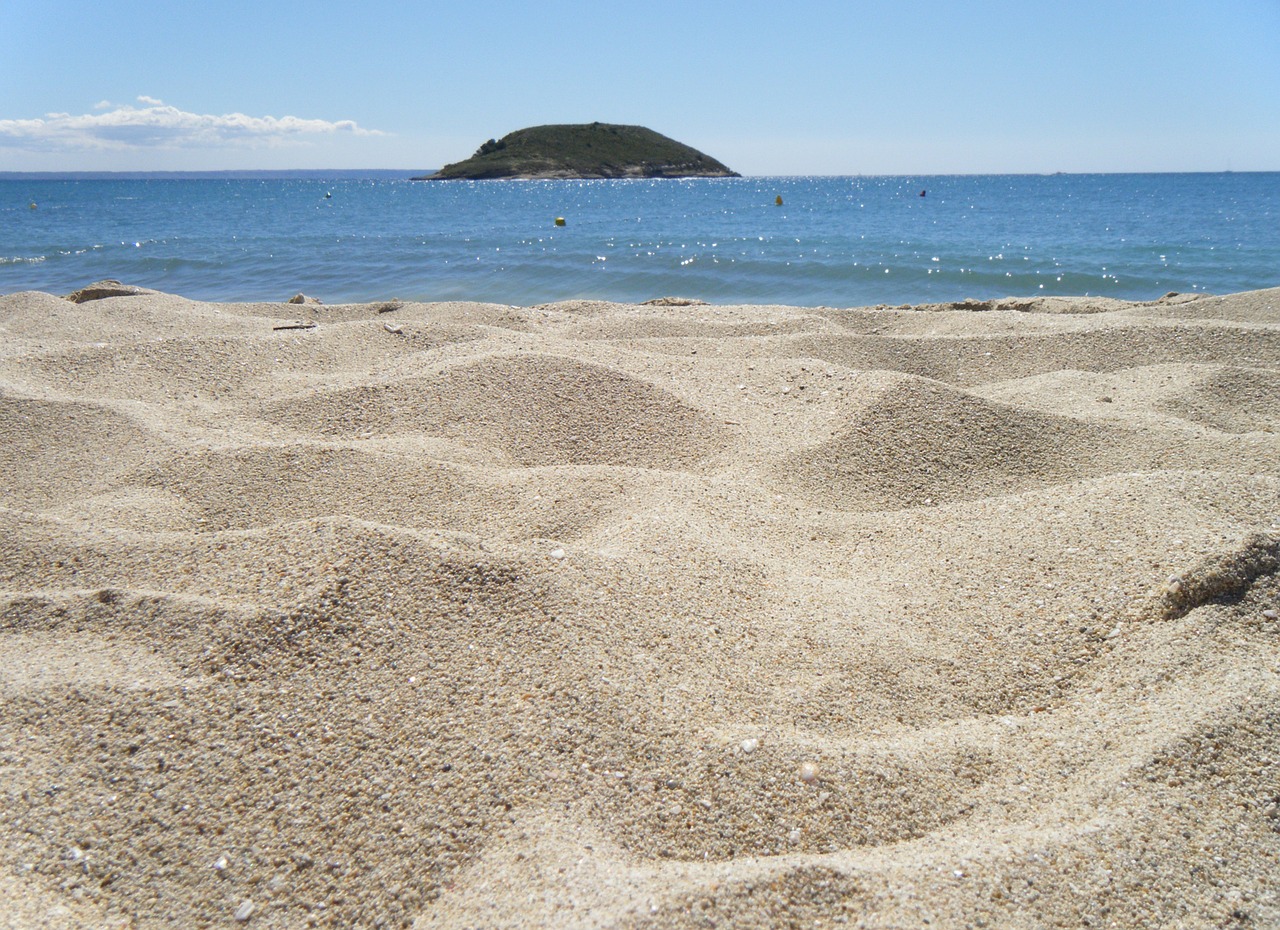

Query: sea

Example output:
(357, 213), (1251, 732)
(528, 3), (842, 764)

(2, 171), (1278, 306)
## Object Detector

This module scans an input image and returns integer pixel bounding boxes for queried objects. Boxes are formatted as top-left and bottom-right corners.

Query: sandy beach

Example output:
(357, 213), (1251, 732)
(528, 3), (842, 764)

(1, 282), (1278, 929)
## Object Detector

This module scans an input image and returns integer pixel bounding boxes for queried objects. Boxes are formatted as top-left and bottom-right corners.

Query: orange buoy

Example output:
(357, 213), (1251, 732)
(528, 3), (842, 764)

(775, 195), (783, 206)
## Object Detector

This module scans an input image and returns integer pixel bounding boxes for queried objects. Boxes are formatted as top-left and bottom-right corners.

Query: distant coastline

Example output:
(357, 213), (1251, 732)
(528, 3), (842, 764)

(0, 169), (433, 181)
(4, 170), (1277, 182)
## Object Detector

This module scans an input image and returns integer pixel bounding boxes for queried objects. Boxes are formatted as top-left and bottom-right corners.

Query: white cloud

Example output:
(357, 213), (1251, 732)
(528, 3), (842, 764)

(0, 98), (385, 151)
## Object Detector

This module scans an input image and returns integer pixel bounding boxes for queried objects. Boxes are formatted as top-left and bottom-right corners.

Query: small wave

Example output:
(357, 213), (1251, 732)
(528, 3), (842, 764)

(0, 255), (46, 265)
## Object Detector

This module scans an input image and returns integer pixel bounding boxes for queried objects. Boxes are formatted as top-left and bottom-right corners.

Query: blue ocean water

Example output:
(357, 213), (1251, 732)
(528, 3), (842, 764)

(2, 172), (1277, 305)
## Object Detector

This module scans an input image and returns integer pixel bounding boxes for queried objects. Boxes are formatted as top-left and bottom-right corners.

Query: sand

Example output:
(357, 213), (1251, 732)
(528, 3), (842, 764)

(0, 283), (1277, 929)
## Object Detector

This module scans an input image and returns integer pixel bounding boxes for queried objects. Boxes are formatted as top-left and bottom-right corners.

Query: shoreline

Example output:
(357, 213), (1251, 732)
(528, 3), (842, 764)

(17, 277), (1243, 316)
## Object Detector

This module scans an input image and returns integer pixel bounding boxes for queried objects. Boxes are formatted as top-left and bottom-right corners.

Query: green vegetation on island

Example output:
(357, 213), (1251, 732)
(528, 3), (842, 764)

(413, 123), (739, 180)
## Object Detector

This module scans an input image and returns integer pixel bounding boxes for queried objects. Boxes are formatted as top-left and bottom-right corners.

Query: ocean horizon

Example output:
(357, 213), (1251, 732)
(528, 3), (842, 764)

(4, 171), (1277, 306)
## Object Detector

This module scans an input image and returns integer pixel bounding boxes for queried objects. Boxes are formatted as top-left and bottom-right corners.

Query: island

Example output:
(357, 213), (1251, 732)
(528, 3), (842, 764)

(412, 123), (739, 180)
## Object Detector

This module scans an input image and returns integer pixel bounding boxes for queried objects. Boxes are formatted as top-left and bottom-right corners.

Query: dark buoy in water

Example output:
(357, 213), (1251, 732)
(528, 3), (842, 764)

(554, 217), (566, 226)
(919, 189), (926, 197)
(775, 195), (783, 206)
(325, 191), (332, 199)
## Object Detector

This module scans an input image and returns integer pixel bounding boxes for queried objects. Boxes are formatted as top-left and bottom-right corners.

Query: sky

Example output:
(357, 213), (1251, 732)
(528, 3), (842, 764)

(2, 0), (1278, 175)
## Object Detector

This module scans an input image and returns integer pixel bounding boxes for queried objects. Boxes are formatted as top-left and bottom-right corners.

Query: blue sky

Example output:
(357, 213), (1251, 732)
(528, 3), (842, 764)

(2, 0), (1278, 174)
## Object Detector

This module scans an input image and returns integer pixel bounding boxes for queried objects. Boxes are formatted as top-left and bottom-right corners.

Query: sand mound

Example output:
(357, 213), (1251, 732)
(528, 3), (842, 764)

(0, 285), (1278, 929)
(0, 393), (163, 509)
(1160, 366), (1280, 434)
(122, 444), (484, 532)
(265, 353), (728, 469)
(773, 378), (1140, 509)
